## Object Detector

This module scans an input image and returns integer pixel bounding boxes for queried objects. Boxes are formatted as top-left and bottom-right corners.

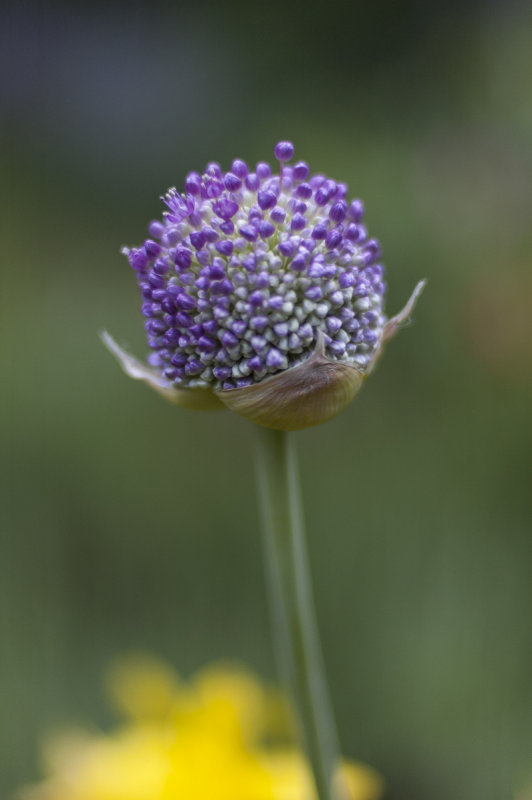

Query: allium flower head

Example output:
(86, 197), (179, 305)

(104, 142), (424, 429)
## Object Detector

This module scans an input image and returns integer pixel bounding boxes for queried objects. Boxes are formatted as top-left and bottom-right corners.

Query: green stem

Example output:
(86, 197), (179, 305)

(254, 426), (340, 800)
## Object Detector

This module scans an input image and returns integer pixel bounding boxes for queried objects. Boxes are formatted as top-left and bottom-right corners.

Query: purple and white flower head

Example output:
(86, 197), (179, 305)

(104, 141), (424, 430)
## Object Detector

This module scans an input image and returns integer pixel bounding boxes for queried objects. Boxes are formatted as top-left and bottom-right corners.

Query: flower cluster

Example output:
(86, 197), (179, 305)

(106, 141), (424, 429)
(19, 656), (383, 800)
(124, 141), (386, 392)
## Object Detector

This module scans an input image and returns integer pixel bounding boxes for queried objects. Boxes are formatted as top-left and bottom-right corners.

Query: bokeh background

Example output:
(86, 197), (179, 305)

(2, 1), (531, 798)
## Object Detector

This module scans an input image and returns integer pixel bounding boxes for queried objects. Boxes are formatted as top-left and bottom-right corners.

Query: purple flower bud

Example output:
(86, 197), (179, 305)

(222, 330), (239, 348)
(242, 255), (256, 271)
(202, 226), (218, 243)
(211, 278), (234, 296)
(348, 199), (364, 222)
(330, 201), (347, 223)
(257, 190), (277, 210)
(274, 141), (295, 162)
(163, 329), (181, 346)
(281, 168), (294, 189)
(245, 173), (260, 191)
(175, 293), (196, 311)
(329, 340), (346, 357)
(185, 359), (204, 375)
(290, 213), (306, 232)
(185, 172), (202, 195)
(256, 162), (272, 180)
(326, 230), (342, 249)
(278, 240), (297, 258)
(248, 205), (262, 223)
(296, 183), (313, 199)
(310, 174), (325, 190)
(202, 179), (223, 199)
(239, 224), (258, 242)
(148, 221), (165, 239)
(259, 220), (275, 239)
(127, 248), (148, 271)
(364, 238), (380, 256)
(293, 201), (307, 214)
(293, 161), (310, 180)
(315, 187), (330, 207)
(190, 323), (203, 337)
(196, 250), (210, 266)
(270, 206), (286, 223)
(249, 290), (264, 307)
(265, 348), (284, 369)
(339, 270), (355, 288)
(213, 198), (239, 220)
(231, 159), (248, 178)
(210, 262), (225, 280)
(148, 272), (165, 288)
(213, 365), (232, 380)
(189, 231), (206, 250)
(178, 310), (195, 327)
(344, 224), (362, 242)
(250, 315), (268, 331)
(171, 352), (187, 367)
(290, 254), (307, 272)
(141, 302), (155, 317)
(224, 172), (242, 191)
(312, 223), (328, 240)
(152, 259), (168, 276)
(219, 220), (235, 235)
(215, 239), (234, 256)
(206, 162), (223, 180)
(231, 320), (247, 337)
(248, 355), (263, 371)
(145, 239), (162, 258)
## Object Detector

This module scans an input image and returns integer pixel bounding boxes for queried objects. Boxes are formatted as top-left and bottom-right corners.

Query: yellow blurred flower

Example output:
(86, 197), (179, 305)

(18, 656), (382, 800)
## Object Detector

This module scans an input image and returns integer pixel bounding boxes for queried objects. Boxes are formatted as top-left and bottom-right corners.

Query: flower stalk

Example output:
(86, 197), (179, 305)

(254, 425), (341, 800)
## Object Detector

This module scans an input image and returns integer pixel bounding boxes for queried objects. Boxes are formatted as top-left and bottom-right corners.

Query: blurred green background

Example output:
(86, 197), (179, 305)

(1, 1), (531, 798)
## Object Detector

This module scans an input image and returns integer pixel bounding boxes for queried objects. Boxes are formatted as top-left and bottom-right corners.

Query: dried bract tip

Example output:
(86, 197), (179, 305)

(366, 280), (426, 375)
(382, 280), (427, 344)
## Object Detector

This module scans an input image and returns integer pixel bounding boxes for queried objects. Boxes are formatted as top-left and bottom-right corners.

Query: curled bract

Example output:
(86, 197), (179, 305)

(218, 330), (363, 430)
(101, 332), (224, 411)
